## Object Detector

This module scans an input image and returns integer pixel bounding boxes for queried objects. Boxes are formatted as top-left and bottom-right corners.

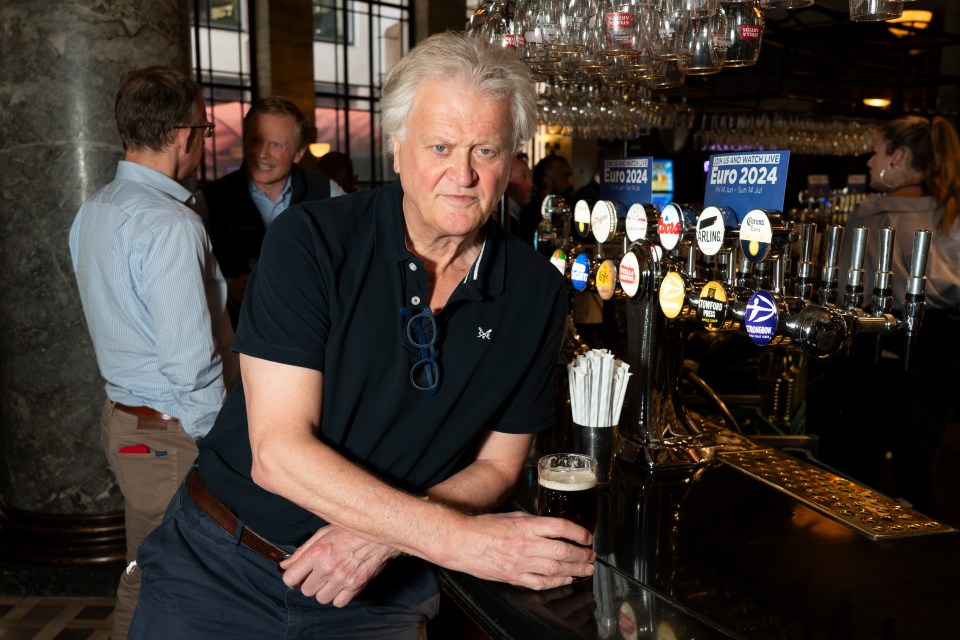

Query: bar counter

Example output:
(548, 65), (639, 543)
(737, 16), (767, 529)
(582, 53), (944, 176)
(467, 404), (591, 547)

(435, 451), (960, 639)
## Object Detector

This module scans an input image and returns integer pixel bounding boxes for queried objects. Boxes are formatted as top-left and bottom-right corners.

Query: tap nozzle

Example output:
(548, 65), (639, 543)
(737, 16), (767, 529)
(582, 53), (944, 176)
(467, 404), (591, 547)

(902, 229), (932, 370)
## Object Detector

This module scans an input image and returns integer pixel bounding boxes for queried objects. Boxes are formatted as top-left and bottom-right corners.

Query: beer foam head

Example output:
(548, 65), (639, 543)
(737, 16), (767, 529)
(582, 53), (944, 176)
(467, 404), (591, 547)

(538, 468), (598, 491)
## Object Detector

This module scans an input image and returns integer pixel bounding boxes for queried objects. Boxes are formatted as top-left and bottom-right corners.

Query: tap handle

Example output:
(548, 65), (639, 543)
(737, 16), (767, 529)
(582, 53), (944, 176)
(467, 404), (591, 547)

(819, 225), (843, 305)
(685, 246), (698, 279)
(723, 251), (737, 288)
(871, 227), (896, 315)
(823, 224), (843, 269)
(798, 222), (815, 267)
(902, 229), (932, 371)
(736, 256), (752, 289)
(772, 254), (787, 296)
(906, 229), (932, 295)
(794, 222), (816, 300)
(843, 226), (868, 310)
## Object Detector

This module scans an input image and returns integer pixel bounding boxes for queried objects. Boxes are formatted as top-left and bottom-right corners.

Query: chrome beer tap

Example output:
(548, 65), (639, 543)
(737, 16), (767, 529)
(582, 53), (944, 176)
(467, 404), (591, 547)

(870, 227), (896, 317)
(535, 195), (569, 259)
(842, 226), (868, 312)
(901, 230), (932, 370)
(817, 225), (844, 306)
(615, 193), (934, 474)
(868, 227), (896, 361)
(792, 222), (816, 302)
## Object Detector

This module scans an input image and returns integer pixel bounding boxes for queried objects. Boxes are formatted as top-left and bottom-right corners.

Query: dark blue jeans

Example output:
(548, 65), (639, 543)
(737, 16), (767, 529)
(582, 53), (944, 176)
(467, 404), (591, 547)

(129, 480), (439, 639)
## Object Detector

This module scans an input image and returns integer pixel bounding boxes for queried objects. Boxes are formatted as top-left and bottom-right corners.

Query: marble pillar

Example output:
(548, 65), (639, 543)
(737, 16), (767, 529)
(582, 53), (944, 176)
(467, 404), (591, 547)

(254, 0), (315, 131)
(0, 0), (191, 517)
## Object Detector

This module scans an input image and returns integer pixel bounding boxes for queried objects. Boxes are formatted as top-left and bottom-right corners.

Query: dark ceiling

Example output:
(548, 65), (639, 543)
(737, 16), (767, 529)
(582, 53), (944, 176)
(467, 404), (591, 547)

(669, 0), (960, 119)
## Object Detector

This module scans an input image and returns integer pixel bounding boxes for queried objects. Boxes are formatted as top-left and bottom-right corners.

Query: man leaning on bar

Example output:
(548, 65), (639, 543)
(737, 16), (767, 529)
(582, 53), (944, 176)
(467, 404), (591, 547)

(129, 31), (596, 639)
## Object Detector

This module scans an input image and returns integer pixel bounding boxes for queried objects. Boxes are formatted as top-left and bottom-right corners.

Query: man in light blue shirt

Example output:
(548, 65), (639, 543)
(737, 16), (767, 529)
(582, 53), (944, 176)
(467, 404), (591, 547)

(69, 65), (234, 640)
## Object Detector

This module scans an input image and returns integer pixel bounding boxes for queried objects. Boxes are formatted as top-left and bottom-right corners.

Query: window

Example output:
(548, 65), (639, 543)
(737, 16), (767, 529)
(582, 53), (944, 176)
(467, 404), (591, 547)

(191, 0), (252, 181)
(313, 0), (352, 44)
(191, 0), (409, 186)
(312, 0), (410, 187)
(194, 0), (242, 31)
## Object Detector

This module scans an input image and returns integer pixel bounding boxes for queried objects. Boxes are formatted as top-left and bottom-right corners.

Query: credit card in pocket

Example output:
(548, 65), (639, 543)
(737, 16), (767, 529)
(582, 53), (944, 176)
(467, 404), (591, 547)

(118, 444), (150, 454)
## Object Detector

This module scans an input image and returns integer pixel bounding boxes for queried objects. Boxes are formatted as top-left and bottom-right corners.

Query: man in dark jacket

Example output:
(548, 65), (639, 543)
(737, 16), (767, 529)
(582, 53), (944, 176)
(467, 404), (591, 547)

(204, 96), (336, 327)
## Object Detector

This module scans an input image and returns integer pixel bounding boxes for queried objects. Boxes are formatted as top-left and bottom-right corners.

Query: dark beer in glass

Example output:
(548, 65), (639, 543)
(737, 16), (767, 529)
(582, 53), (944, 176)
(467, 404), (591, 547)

(537, 453), (599, 534)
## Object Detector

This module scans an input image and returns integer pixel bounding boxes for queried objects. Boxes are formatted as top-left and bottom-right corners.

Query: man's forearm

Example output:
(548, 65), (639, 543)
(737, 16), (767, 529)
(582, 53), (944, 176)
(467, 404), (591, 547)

(423, 458), (524, 514)
(421, 431), (532, 514)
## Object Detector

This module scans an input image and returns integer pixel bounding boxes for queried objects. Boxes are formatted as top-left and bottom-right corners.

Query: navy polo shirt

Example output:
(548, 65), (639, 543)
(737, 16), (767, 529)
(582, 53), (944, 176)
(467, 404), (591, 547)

(197, 181), (567, 546)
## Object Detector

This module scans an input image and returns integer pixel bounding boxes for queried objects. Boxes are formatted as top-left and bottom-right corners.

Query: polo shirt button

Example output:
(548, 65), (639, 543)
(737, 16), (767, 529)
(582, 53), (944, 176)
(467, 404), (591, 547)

(408, 263), (418, 271)
(411, 296), (421, 306)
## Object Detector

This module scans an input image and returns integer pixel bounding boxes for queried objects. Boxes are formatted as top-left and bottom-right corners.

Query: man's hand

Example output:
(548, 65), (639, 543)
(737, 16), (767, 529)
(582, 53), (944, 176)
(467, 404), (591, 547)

(441, 511), (596, 590)
(279, 524), (400, 607)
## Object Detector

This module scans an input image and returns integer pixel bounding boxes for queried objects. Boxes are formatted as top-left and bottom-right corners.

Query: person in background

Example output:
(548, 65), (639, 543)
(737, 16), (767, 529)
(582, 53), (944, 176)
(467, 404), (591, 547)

(572, 167), (601, 205)
(819, 115), (960, 516)
(203, 96), (337, 328)
(69, 65), (235, 639)
(529, 154), (605, 345)
(516, 153), (575, 248)
(505, 152), (534, 241)
(130, 32), (594, 639)
(532, 153), (575, 204)
(316, 149), (361, 194)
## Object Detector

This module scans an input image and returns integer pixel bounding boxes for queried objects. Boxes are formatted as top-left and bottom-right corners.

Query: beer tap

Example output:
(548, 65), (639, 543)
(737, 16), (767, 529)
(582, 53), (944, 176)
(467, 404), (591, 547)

(868, 227), (896, 362)
(695, 205), (739, 283)
(842, 226), (868, 312)
(901, 230), (931, 370)
(735, 255), (754, 290)
(657, 203), (700, 256)
(617, 191), (933, 470)
(792, 222), (816, 302)
(535, 195), (571, 260)
(591, 200), (628, 258)
(739, 209), (797, 292)
(590, 201), (630, 302)
(625, 203), (658, 246)
(817, 225), (843, 306)
(778, 299), (849, 358)
(870, 227), (896, 317)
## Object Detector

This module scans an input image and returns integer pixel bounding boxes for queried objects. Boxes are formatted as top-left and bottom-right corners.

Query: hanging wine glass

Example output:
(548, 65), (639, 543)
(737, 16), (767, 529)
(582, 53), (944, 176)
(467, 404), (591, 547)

(683, 7), (727, 75)
(721, 0), (763, 68)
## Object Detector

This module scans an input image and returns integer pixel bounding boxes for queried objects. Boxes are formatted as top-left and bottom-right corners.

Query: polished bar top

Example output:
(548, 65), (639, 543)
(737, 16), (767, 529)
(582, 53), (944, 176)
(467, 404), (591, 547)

(436, 453), (960, 639)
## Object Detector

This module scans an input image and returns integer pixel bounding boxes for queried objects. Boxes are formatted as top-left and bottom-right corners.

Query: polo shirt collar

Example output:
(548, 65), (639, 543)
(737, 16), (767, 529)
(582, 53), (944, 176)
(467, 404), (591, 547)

(375, 180), (506, 298)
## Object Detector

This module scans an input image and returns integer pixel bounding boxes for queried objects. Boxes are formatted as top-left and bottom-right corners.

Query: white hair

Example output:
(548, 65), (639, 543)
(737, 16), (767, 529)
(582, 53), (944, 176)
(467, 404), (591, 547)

(380, 31), (537, 153)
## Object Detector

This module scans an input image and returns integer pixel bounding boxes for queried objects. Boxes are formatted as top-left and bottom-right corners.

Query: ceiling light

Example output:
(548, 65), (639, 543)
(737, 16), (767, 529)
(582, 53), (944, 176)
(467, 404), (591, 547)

(309, 142), (331, 158)
(887, 10), (933, 37)
(863, 98), (892, 108)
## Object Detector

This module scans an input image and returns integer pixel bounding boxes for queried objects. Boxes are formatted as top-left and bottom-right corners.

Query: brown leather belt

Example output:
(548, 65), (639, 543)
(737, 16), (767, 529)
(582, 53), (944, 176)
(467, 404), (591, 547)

(114, 402), (179, 423)
(184, 468), (290, 565)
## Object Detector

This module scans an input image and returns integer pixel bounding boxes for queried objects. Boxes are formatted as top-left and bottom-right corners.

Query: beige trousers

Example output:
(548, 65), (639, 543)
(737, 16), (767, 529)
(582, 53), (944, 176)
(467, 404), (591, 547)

(100, 399), (198, 639)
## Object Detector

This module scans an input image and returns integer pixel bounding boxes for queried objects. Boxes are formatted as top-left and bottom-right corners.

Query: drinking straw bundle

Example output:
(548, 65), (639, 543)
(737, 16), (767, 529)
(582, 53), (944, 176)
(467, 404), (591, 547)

(567, 349), (632, 427)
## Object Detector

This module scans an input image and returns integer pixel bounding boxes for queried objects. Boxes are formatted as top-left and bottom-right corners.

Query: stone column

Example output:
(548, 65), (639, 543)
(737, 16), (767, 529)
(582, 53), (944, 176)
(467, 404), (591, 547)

(0, 0), (191, 553)
(254, 0), (316, 132)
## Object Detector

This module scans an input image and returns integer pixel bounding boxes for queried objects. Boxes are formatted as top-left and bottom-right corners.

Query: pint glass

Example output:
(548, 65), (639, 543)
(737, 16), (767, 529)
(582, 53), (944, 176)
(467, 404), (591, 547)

(536, 453), (599, 533)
